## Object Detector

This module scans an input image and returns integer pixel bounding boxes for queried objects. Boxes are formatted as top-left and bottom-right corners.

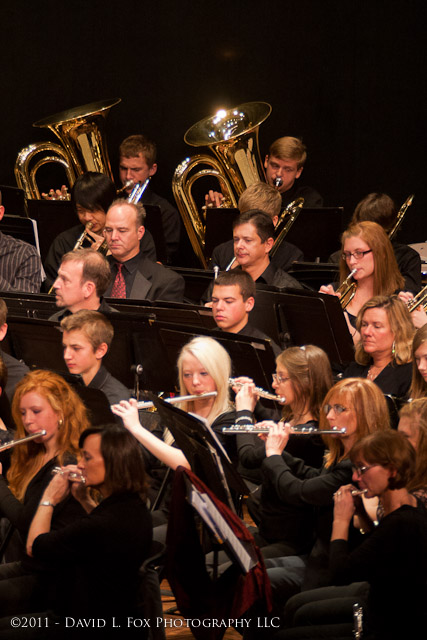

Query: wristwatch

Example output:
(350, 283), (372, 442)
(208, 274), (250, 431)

(39, 501), (55, 508)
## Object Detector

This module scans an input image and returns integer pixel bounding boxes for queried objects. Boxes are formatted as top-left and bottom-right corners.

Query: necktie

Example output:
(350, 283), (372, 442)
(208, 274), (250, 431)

(111, 263), (126, 298)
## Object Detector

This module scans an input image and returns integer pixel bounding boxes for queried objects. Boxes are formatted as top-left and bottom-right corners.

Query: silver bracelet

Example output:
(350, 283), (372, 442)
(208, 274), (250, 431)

(39, 501), (55, 508)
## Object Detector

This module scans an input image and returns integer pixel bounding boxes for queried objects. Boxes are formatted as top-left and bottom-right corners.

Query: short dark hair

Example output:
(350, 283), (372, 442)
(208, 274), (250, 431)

(119, 135), (157, 168)
(213, 271), (256, 301)
(61, 249), (112, 298)
(79, 425), (148, 498)
(350, 430), (416, 490)
(0, 298), (7, 326)
(71, 172), (117, 214)
(232, 209), (275, 243)
(60, 310), (114, 349)
(352, 193), (396, 232)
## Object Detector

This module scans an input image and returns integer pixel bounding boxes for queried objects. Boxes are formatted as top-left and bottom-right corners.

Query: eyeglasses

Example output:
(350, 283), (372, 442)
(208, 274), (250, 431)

(341, 249), (372, 261)
(272, 374), (290, 384)
(352, 464), (379, 477)
(323, 403), (348, 415)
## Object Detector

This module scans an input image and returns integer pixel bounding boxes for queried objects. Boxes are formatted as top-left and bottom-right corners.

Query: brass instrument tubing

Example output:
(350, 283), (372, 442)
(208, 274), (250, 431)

(111, 391), (218, 411)
(0, 430), (47, 452)
(221, 425), (346, 435)
(407, 285), (427, 312)
(337, 268), (357, 294)
(228, 378), (285, 403)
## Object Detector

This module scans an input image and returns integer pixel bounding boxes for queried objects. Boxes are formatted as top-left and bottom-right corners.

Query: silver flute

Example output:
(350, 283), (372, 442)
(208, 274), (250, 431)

(0, 430), (47, 452)
(52, 467), (86, 484)
(229, 378), (285, 403)
(112, 390), (218, 411)
(351, 488), (368, 496)
(222, 424), (346, 435)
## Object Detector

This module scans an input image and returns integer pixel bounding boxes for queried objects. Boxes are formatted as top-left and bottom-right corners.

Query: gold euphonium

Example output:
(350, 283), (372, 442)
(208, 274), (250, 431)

(14, 98), (121, 199)
(172, 102), (272, 267)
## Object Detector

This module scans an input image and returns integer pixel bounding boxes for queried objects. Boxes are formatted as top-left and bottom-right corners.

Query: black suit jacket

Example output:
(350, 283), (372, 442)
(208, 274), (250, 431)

(106, 255), (185, 303)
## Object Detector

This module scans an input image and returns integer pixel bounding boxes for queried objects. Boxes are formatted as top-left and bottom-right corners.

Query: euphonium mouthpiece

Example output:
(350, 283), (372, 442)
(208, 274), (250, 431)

(274, 177), (283, 188)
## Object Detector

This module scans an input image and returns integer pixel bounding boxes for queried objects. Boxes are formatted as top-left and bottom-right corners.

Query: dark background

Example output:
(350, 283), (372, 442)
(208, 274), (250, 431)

(1, 0), (426, 249)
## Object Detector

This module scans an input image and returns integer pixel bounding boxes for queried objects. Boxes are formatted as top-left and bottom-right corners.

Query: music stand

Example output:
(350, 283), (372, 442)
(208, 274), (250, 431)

(204, 207), (240, 259)
(282, 206), (346, 262)
(149, 393), (248, 511)
(275, 289), (354, 369)
(0, 185), (27, 217)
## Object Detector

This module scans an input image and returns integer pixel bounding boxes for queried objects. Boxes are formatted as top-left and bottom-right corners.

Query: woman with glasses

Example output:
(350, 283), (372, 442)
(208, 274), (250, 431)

(343, 295), (414, 398)
(244, 378), (391, 619)
(280, 429), (427, 639)
(235, 346), (333, 558)
(319, 221), (404, 341)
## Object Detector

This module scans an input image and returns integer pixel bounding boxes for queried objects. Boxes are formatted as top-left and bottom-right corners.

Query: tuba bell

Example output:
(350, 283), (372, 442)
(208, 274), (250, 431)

(15, 98), (121, 199)
(172, 101), (272, 267)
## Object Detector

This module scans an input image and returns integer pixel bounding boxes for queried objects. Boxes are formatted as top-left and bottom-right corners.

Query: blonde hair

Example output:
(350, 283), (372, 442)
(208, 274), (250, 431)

(268, 137), (307, 168)
(354, 296), (414, 366)
(339, 221), (404, 294)
(8, 370), (90, 500)
(410, 324), (427, 399)
(399, 398), (427, 492)
(319, 377), (390, 467)
(276, 346), (333, 422)
(238, 182), (281, 219)
(177, 337), (232, 425)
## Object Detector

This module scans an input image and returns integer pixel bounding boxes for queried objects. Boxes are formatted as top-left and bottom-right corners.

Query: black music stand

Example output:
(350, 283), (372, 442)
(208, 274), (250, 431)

(288, 262), (340, 290)
(204, 207), (240, 260)
(2, 215), (40, 249)
(148, 394), (248, 511)
(0, 185), (27, 217)
(27, 199), (75, 262)
(275, 289), (354, 369)
(282, 206), (346, 262)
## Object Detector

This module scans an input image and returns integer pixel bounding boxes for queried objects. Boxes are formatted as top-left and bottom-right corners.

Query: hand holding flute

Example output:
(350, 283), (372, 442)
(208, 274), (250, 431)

(264, 421), (290, 457)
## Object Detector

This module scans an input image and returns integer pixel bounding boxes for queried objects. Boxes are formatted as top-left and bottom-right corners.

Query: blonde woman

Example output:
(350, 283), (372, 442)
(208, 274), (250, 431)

(112, 336), (236, 470)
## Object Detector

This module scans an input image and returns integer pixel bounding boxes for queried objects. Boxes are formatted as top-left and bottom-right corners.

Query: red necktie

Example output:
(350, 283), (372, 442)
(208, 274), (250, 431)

(111, 263), (126, 298)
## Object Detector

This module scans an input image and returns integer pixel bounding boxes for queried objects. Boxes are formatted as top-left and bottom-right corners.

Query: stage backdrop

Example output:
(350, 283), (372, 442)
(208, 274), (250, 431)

(1, 0), (426, 245)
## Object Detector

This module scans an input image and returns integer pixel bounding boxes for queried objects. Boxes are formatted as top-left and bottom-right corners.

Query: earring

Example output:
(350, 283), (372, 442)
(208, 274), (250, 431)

(392, 341), (396, 358)
(58, 419), (63, 427)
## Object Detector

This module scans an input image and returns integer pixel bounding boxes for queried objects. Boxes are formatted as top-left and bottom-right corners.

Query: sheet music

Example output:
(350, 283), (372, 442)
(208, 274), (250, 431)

(188, 486), (257, 574)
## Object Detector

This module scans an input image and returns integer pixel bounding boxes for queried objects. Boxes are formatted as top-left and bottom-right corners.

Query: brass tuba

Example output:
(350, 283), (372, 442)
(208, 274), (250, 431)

(172, 102), (272, 267)
(15, 98), (121, 199)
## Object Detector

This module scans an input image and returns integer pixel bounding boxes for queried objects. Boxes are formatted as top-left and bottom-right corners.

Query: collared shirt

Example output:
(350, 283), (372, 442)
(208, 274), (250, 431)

(110, 253), (141, 297)
(48, 298), (116, 322)
(0, 231), (42, 293)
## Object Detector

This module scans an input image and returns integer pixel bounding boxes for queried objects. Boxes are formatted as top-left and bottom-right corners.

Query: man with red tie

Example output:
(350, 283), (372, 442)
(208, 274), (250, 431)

(104, 200), (185, 302)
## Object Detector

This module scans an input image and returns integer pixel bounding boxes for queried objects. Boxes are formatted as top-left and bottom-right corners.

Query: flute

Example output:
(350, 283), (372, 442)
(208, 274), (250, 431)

(0, 430), (47, 452)
(351, 488), (368, 496)
(52, 467), (86, 484)
(111, 391), (218, 411)
(228, 378), (285, 403)
(222, 424), (346, 435)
